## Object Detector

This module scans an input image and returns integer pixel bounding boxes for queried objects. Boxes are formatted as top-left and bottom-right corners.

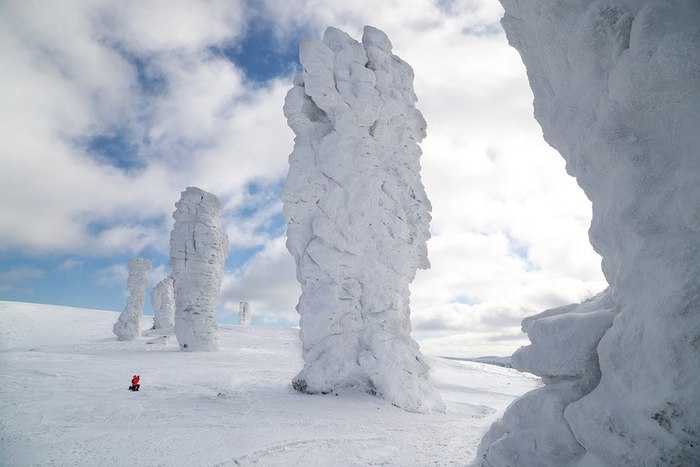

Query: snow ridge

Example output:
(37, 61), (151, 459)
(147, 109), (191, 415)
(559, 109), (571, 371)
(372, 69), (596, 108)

(282, 26), (444, 413)
(479, 1), (700, 465)
(170, 187), (229, 352)
(113, 257), (152, 341)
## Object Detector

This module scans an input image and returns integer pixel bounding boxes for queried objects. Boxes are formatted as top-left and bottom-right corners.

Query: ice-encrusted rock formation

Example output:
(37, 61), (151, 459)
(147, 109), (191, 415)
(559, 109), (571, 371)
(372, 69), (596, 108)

(282, 26), (444, 413)
(170, 187), (229, 351)
(113, 257), (152, 341)
(477, 291), (618, 465)
(151, 275), (175, 329)
(478, 1), (700, 465)
(239, 301), (251, 326)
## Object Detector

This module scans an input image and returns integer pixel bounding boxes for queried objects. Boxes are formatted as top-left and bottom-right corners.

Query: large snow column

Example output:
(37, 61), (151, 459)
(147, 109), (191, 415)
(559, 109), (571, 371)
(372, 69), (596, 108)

(239, 301), (251, 326)
(151, 275), (175, 329)
(281, 26), (444, 413)
(479, 1), (700, 465)
(170, 187), (229, 351)
(477, 291), (617, 466)
(113, 257), (152, 341)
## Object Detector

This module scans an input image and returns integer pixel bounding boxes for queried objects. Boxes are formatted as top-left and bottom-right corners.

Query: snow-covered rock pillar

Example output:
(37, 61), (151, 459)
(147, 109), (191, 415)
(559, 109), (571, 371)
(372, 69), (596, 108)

(113, 257), (152, 341)
(282, 26), (444, 413)
(479, 1), (700, 465)
(170, 187), (229, 351)
(151, 275), (175, 329)
(239, 301), (251, 326)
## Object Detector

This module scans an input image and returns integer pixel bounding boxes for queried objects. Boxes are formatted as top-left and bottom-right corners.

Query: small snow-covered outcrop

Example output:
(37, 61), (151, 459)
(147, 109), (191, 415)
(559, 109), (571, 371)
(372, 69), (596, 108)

(479, 1), (700, 465)
(170, 187), (229, 351)
(477, 291), (617, 465)
(151, 275), (175, 329)
(282, 26), (444, 413)
(113, 257), (152, 341)
(239, 301), (251, 326)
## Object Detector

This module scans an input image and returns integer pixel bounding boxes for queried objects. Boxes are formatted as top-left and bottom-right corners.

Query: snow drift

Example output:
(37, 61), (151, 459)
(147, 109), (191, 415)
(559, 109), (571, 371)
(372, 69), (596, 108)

(478, 1), (700, 465)
(282, 26), (444, 413)
(170, 187), (229, 351)
(151, 275), (175, 329)
(113, 257), (152, 341)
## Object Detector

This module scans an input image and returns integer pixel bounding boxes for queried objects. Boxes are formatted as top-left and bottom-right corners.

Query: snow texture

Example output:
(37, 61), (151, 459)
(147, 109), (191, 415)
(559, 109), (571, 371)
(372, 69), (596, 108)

(151, 275), (175, 329)
(1, 300), (540, 466)
(479, 1), (700, 465)
(112, 257), (152, 341)
(239, 301), (251, 326)
(281, 26), (444, 413)
(170, 187), (229, 352)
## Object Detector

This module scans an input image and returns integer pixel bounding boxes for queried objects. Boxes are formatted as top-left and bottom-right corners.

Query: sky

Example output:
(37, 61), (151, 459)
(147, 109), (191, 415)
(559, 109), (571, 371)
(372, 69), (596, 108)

(0, 0), (607, 357)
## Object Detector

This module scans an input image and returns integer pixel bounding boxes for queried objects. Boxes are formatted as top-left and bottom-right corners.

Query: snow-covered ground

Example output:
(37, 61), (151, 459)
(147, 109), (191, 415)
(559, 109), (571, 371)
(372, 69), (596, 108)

(0, 300), (539, 466)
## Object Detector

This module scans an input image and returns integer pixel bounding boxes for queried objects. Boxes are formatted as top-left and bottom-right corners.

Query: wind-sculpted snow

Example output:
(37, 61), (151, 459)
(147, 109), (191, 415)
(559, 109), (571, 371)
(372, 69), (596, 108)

(282, 26), (444, 413)
(151, 276), (175, 329)
(113, 257), (152, 341)
(479, 1), (700, 465)
(170, 187), (228, 351)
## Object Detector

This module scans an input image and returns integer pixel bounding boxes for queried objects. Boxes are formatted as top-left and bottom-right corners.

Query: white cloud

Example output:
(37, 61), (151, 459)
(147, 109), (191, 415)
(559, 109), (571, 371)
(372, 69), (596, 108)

(96, 263), (129, 287)
(0, 266), (45, 284)
(0, 0), (607, 357)
(219, 237), (300, 323)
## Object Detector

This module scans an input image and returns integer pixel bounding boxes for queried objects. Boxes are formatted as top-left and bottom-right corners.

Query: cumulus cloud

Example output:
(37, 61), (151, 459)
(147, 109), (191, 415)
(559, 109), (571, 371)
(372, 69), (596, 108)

(219, 237), (299, 324)
(0, 0), (606, 356)
(0, 267), (45, 284)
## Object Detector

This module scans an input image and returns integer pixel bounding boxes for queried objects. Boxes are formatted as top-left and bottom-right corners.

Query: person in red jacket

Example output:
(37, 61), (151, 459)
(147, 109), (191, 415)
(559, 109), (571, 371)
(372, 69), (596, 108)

(129, 375), (140, 391)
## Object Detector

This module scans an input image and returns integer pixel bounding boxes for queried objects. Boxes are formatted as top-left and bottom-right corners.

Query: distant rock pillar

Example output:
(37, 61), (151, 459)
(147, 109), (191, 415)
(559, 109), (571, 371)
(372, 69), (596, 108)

(170, 187), (229, 351)
(151, 275), (175, 329)
(113, 257), (152, 341)
(239, 301), (251, 326)
(281, 25), (444, 413)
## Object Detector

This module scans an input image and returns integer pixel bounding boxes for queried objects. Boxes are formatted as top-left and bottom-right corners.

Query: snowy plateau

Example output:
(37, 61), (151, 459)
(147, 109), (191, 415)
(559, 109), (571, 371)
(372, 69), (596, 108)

(0, 301), (539, 466)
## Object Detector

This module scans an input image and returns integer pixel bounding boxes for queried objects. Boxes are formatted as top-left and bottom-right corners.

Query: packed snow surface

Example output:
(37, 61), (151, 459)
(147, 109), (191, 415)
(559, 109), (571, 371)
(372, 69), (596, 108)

(151, 275), (175, 329)
(170, 187), (229, 352)
(0, 301), (539, 466)
(282, 25), (441, 413)
(112, 257), (152, 341)
(479, 1), (700, 465)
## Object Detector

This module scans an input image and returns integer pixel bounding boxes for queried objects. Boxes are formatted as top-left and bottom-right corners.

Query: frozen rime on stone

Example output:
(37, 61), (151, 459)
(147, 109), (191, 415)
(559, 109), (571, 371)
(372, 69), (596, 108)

(282, 26), (444, 413)
(170, 187), (228, 352)
(477, 291), (618, 465)
(239, 301), (251, 326)
(151, 276), (175, 329)
(478, 1), (700, 466)
(113, 257), (152, 341)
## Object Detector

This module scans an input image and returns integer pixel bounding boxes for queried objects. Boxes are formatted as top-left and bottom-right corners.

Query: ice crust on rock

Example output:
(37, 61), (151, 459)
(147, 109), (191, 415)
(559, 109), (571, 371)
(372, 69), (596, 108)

(477, 291), (618, 466)
(478, 1), (700, 465)
(170, 187), (228, 352)
(113, 257), (152, 341)
(282, 26), (444, 413)
(239, 301), (251, 326)
(151, 276), (175, 329)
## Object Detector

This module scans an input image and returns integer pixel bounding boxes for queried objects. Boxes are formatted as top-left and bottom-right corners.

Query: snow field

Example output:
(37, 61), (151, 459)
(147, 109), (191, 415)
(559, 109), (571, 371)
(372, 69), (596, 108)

(1, 301), (539, 466)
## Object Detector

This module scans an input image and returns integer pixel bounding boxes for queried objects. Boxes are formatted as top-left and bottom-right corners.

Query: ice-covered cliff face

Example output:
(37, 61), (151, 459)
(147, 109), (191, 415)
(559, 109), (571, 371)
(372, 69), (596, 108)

(170, 187), (229, 352)
(151, 275), (175, 329)
(479, 1), (700, 465)
(282, 26), (444, 413)
(113, 257), (152, 341)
